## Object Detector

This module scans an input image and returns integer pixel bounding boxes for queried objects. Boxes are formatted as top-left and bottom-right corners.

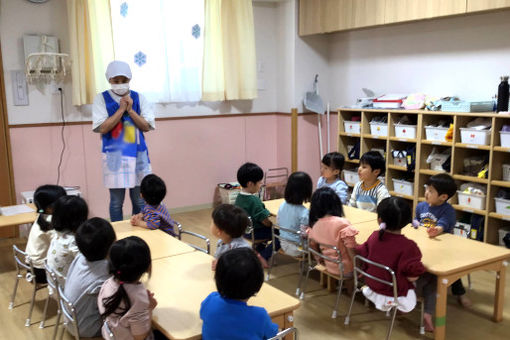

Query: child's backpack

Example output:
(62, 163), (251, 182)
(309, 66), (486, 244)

(391, 145), (416, 173)
(347, 140), (360, 160)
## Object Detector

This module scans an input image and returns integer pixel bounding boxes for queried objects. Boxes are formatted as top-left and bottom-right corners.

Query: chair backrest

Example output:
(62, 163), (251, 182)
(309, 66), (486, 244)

(44, 261), (59, 295)
(307, 238), (344, 277)
(353, 255), (398, 300)
(272, 224), (305, 250)
(268, 327), (298, 340)
(177, 223), (211, 254)
(12, 244), (34, 278)
(57, 284), (80, 339)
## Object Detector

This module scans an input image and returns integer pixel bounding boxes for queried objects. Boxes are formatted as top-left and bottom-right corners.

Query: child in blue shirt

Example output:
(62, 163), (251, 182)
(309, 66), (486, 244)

(200, 248), (279, 340)
(349, 151), (390, 212)
(415, 173), (472, 310)
(131, 174), (178, 236)
(317, 152), (349, 204)
(277, 171), (312, 257)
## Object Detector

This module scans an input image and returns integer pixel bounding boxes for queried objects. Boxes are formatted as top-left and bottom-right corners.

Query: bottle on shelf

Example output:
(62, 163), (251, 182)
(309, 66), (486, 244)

(497, 76), (509, 112)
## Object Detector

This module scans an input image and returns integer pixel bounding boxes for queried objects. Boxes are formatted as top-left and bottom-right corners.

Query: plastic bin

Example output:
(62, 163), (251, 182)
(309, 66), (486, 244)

(343, 169), (359, 187)
(454, 221), (471, 238)
(499, 227), (510, 246)
(369, 122), (388, 137)
(344, 121), (361, 134)
(218, 183), (241, 204)
(459, 128), (491, 145)
(495, 197), (510, 215)
(392, 179), (413, 196)
(503, 164), (510, 181)
(500, 131), (510, 147)
(394, 124), (417, 139)
(457, 191), (486, 210)
(425, 126), (449, 142)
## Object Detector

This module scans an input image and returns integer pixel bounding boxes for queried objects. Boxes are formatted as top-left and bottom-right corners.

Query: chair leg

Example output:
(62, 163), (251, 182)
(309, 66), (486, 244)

(467, 274), (472, 290)
(296, 260), (305, 296)
(9, 273), (21, 309)
(39, 292), (51, 328)
(344, 288), (358, 325)
(332, 279), (343, 319)
(25, 282), (38, 327)
(386, 307), (397, 340)
(266, 252), (277, 281)
(52, 309), (61, 340)
(59, 321), (66, 340)
(299, 266), (312, 300)
(419, 299), (425, 335)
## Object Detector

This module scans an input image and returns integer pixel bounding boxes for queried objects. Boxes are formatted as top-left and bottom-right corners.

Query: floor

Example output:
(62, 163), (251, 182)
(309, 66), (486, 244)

(1, 207), (510, 339)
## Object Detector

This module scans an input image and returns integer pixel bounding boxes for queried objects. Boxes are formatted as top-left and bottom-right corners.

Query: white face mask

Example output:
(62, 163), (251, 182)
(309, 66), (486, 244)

(111, 83), (130, 96)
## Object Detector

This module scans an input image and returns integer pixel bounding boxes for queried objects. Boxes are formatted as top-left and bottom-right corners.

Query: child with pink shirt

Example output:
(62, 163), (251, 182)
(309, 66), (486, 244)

(308, 187), (359, 276)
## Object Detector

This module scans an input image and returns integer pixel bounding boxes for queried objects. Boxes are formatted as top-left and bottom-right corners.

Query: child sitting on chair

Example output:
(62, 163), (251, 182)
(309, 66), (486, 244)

(131, 174), (178, 236)
(317, 152), (349, 204)
(210, 204), (251, 271)
(200, 248), (279, 339)
(277, 171), (312, 257)
(357, 197), (436, 332)
(234, 162), (276, 266)
(308, 187), (358, 277)
(349, 151), (390, 212)
(415, 173), (472, 309)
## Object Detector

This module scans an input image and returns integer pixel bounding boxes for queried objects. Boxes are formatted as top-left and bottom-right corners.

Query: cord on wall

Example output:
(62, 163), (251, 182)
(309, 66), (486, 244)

(56, 87), (65, 185)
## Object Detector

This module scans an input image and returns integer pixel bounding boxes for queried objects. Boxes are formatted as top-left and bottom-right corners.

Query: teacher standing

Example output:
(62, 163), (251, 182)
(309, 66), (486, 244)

(92, 61), (155, 221)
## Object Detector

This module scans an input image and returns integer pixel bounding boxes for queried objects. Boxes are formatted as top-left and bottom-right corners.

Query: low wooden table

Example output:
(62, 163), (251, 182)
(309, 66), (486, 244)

(0, 203), (37, 228)
(147, 251), (300, 340)
(112, 220), (195, 260)
(264, 198), (378, 224)
(354, 220), (510, 340)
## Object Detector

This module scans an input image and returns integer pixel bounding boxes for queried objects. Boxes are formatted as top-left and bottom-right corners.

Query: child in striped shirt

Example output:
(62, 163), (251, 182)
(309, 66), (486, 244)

(131, 174), (178, 236)
(349, 151), (390, 213)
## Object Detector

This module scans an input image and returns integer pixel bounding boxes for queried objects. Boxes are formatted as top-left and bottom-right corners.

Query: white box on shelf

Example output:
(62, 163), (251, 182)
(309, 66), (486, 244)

(393, 156), (406, 167)
(425, 126), (449, 142)
(502, 164), (510, 181)
(394, 124), (417, 139)
(499, 227), (510, 246)
(459, 128), (491, 145)
(344, 121), (360, 134)
(454, 221), (471, 238)
(457, 191), (486, 210)
(392, 179), (413, 196)
(495, 197), (510, 215)
(369, 122), (388, 136)
(343, 169), (359, 187)
(500, 131), (510, 147)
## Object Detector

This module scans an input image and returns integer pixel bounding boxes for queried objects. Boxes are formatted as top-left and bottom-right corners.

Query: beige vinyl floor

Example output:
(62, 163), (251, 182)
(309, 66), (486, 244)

(1, 207), (510, 339)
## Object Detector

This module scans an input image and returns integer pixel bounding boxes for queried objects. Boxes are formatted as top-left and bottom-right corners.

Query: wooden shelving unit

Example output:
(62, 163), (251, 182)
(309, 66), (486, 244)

(338, 108), (510, 246)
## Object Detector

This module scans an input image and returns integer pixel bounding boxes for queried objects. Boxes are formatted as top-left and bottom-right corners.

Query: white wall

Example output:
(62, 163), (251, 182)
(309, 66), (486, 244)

(0, 0), (281, 125)
(328, 10), (510, 108)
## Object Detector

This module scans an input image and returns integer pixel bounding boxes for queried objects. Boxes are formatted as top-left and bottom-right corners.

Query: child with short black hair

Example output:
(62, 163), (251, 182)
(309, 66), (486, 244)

(357, 197), (436, 332)
(98, 236), (158, 340)
(234, 162), (275, 265)
(414, 173), (471, 308)
(277, 171), (312, 257)
(25, 185), (67, 284)
(200, 248), (278, 339)
(47, 196), (89, 278)
(210, 204), (251, 270)
(349, 151), (390, 212)
(131, 174), (178, 236)
(65, 218), (116, 337)
(317, 152), (349, 204)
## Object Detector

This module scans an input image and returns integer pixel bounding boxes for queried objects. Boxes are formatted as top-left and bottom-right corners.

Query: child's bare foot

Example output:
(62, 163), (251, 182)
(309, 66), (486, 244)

(458, 295), (472, 308)
(257, 253), (270, 268)
(423, 313), (434, 332)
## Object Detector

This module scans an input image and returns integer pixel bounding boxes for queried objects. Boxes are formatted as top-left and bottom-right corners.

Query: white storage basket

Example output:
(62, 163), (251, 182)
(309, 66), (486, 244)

(394, 124), (417, 139)
(459, 128), (491, 145)
(495, 197), (510, 216)
(344, 121), (361, 134)
(425, 126), (449, 142)
(343, 169), (359, 186)
(457, 191), (486, 210)
(392, 179), (413, 196)
(500, 131), (510, 147)
(369, 122), (388, 137)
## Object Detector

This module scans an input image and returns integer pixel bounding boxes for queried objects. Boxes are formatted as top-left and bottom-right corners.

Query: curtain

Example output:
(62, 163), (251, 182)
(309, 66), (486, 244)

(202, 0), (257, 101)
(66, 0), (114, 105)
(109, 0), (204, 103)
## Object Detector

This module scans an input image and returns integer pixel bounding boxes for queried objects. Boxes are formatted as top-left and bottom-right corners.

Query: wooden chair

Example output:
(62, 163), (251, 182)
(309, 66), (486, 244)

(268, 326), (298, 340)
(266, 224), (307, 297)
(177, 223), (211, 254)
(300, 238), (348, 319)
(9, 245), (47, 327)
(344, 255), (425, 339)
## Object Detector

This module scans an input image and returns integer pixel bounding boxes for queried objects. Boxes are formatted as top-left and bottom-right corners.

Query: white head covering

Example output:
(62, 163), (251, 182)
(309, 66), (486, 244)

(105, 61), (132, 81)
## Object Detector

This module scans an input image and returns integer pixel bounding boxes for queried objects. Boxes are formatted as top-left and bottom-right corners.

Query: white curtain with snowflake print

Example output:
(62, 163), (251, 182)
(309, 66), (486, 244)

(110, 0), (203, 103)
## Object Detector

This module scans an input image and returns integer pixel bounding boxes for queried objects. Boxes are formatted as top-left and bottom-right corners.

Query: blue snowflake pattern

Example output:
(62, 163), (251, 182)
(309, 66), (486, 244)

(134, 51), (146, 67)
(120, 2), (128, 17)
(192, 24), (201, 39)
